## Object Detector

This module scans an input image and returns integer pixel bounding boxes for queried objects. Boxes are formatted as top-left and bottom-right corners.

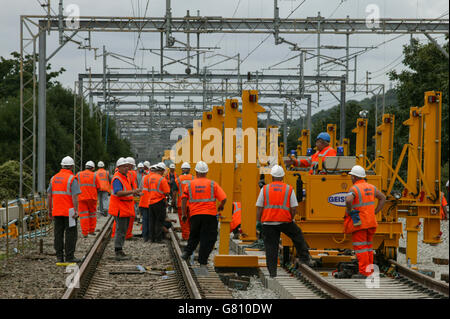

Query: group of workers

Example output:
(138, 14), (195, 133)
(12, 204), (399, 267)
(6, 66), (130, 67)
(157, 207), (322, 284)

(47, 130), (449, 278)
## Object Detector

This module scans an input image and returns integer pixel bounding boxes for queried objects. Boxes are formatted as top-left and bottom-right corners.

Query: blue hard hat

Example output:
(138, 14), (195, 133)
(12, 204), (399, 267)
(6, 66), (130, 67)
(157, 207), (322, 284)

(290, 150), (297, 155)
(316, 132), (331, 142)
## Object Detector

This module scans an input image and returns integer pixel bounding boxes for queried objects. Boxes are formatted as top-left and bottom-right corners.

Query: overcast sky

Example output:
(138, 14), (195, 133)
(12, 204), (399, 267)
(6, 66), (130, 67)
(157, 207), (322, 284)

(1, 0), (448, 115)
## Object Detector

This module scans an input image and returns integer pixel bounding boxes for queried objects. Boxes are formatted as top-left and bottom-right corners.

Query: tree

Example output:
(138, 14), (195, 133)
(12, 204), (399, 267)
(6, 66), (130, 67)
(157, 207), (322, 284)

(389, 37), (449, 186)
(0, 52), (132, 197)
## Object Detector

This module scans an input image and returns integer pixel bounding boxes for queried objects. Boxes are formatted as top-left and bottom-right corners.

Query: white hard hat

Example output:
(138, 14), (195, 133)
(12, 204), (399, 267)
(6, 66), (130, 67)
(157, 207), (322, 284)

(195, 161), (209, 173)
(156, 162), (167, 170)
(144, 161), (151, 168)
(85, 161), (95, 168)
(446, 180), (449, 188)
(270, 165), (285, 178)
(125, 157), (136, 166)
(349, 165), (366, 178)
(61, 156), (75, 166)
(116, 157), (127, 167)
(169, 164), (175, 169)
(97, 161), (105, 168)
(181, 162), (191, 169)
(137, 162), (144, 168)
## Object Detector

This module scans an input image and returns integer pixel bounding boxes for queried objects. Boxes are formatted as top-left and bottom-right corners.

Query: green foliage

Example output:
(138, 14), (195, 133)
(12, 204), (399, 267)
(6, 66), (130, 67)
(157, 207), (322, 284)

(389, 37), (449, 175)
(0, 52), (132, 195)
(0, 161), (31, 200)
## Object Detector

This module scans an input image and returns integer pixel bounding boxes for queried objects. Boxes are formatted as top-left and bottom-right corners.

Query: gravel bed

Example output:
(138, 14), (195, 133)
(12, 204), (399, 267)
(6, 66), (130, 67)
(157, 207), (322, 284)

(397, 219), (449, 281)
(0, 214), (109, 299)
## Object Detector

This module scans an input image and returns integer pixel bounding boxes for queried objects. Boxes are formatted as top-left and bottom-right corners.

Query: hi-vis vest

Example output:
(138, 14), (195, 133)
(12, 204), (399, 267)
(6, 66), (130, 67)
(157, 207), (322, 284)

(297, 146), (337, 174)
(148, 174), (169, 205)
(176, 174), (194, 208)
(77, 170), (98, 201)
(344, 180), (378, 234)
(50, 169), (76, 217)
(128, 170), (138, 189)
(108, 172), (134, 217)
(261, 182), (293, 223)
(96, 168), (110, 193)
(185, 178), (219, 217)
(230, 202), (242, 232)
(139, 172), (153, 207)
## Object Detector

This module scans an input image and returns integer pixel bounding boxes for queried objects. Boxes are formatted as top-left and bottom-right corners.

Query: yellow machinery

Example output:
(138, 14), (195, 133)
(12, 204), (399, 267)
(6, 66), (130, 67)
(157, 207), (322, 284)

(169, 90), (443, 268)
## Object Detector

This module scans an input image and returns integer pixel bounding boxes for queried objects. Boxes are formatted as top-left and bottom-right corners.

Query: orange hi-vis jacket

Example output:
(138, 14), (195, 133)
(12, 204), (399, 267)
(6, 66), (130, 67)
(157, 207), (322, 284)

(128, 170), (138, 189)
(440, 192), (448, 220)
(50, 169), (77, 217)
(182, 177), (227, 217)
(96, 168), (110, 193)
(294, 146), (337, 174)
(108, 172), (134, 217)
(77, 170), (99, 201)
(175, 174), (194, 208)
(344, 180), (378, 234)
(261, 182), (294, 223)
(139, 172), (154, 208)
(230, 202), (242, 232)
(148, 174), (170, 205)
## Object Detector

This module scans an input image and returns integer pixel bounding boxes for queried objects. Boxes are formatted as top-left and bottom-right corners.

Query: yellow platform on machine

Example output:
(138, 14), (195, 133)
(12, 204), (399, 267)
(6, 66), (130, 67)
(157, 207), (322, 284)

(320, 255), (355, 266)
(214, 255), (259, 268)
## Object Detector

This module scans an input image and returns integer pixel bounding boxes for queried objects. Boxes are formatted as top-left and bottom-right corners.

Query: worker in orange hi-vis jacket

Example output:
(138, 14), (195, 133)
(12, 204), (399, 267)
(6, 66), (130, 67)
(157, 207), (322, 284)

(96, 161), (110, 216)
(111, 157), (142, 239)
(47, 156), (81, 263)
(140, 164), (156, 242)
(148, 162), (171, 242)
(440, 191), (448, 220)
(339, 165), (386, 279)
(287, 132), (337, 174)
(77, 161), (101, 238)
(174, 162), (194, 240)
(180, 161), (227, 268)
(230, 202), (241, 235)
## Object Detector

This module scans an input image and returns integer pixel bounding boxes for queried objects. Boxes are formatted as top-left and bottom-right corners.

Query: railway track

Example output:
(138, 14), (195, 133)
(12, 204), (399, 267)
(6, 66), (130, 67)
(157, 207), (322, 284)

(272, 259), (449, 299)
(61, 216), (232, 299)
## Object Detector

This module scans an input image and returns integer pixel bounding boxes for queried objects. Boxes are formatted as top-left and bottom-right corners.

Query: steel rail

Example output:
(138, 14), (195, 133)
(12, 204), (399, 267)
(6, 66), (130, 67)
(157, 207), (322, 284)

(61, 216), (114, 299)
(168, 228), (202, 299)
(296, 261), (357, 299)
(388, 259), (449, 297)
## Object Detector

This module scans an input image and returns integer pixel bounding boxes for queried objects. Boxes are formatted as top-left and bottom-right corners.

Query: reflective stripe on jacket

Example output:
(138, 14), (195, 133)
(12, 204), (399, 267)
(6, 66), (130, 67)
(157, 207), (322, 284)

(176, 174), (194, 208)
(296, 146), (337, 174)
(261, 182), (293, 223)
(108, 172), (134, 217)
(230, 202), (242, 232)
(148, 174), (170, 205)
(139, 173), (153, 207)
(77, 170), (98, 201)
(344, 180), (378, 234)
(183, 178), (226, 217)
(96, 168), (110, 193)
(50, 169), (76, 217)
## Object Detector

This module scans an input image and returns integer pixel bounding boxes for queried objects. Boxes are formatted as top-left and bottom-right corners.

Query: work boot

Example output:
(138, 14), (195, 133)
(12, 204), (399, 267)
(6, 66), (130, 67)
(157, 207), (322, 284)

(181, 251), (191, 261)
(334, 270), (352, 279)
(115, 250), (131, 261)
(351, 273), (368, 279)
(65, 256), (81, 263)
(56, 256), (64, 263)
(298, 257), (317, 268)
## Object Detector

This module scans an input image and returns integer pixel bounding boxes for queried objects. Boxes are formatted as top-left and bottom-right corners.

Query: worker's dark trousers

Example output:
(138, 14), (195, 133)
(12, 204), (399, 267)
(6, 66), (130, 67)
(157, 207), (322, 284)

(114, 215), (130, 252)
(54, 216), (78, 260)
(140, 206), (150, 241)
(184, 214), (218, 265)
(262, 222), (311, 277)
(149, 199), (166, 242)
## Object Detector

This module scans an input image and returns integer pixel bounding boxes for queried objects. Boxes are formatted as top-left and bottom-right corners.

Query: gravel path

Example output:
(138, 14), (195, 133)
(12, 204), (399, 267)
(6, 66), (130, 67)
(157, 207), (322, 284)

(0, 214), (109, 299)
(397, 219), (449, 281)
